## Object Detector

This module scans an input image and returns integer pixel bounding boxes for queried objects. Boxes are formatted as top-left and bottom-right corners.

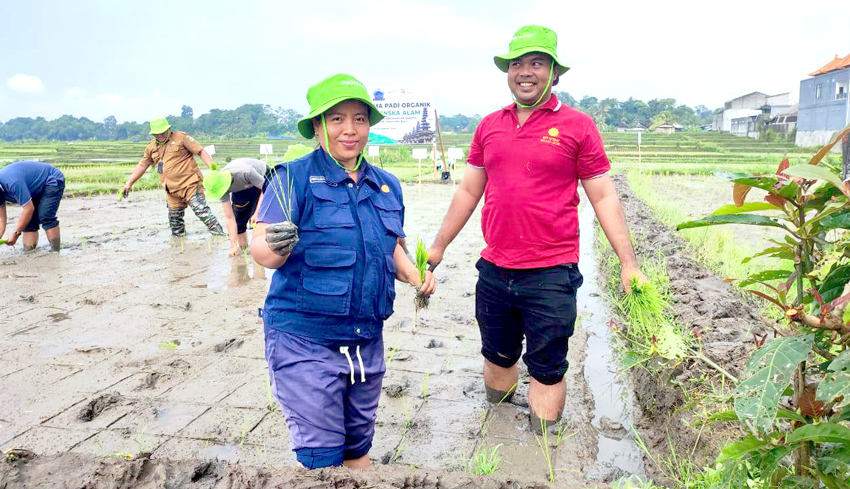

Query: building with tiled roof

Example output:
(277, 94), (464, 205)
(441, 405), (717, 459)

(797, 52), (850, 147)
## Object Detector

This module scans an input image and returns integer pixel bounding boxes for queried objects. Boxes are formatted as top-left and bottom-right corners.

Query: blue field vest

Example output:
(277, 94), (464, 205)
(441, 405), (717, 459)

(258, 149), (406, 344)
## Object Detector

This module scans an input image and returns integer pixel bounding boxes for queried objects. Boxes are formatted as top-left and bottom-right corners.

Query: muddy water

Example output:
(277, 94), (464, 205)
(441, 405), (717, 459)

(578, 201), (645, 477)
(0, 185), (613, 488)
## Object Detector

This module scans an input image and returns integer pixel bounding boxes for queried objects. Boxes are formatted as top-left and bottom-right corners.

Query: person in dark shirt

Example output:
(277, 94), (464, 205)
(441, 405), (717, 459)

(0, 160), (66, 251)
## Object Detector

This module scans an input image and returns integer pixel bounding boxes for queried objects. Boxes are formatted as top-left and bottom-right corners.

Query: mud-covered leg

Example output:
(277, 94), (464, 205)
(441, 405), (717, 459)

(168, 206), (187, 237)
(189, 193), (225, 236)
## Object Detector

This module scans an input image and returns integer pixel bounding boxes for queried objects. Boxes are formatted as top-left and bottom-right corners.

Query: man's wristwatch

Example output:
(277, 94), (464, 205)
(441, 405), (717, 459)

(13, 231), (21, 236)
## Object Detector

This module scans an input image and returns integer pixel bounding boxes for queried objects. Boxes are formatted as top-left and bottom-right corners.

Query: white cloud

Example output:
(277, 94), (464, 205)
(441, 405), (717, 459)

(96, 93), (125, 103)
(50, 88), (185, 122)
(7, 74), (45, 93)
(65, 87), (87, 98)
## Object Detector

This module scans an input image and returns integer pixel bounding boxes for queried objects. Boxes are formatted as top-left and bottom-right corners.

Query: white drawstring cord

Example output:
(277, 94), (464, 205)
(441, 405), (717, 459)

(356, 345), (366, 383)
(339, 346), (355, 384)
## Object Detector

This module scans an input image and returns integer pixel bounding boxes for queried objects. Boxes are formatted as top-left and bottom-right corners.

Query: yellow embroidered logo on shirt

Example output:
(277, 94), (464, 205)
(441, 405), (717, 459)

(381, 184), (390, 193)
(540, 127), (561, 146)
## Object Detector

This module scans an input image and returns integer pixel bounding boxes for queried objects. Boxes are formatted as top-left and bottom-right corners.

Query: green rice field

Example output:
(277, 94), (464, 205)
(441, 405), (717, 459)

(0, 131), (824, 197)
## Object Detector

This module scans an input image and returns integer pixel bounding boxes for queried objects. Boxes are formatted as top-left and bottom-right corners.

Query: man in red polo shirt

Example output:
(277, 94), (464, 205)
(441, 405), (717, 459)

(428, 25), (645, 434)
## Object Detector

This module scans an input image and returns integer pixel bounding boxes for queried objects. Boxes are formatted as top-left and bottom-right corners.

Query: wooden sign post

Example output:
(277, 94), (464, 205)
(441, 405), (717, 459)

(260, 144), (273, 165)
(412, 148), (427, 189)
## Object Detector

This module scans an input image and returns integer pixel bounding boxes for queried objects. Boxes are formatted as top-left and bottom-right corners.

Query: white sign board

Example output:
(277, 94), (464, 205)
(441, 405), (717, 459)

(367, 146), (380, 157)
(637, 132), (642, 146)
(259, 144), (274, 155)
(203, 145), (216, 156)
(412, 148), (428, 159)
(448, 147), (464, 160)
(369, 86), (436, 144)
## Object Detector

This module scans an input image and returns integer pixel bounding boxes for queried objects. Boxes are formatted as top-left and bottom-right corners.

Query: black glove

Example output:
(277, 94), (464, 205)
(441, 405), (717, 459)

(266, 221), (299, 256)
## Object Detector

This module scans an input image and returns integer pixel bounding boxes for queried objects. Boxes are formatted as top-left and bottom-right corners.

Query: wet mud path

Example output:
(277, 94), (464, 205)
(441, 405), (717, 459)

(1, 185), (617, 487)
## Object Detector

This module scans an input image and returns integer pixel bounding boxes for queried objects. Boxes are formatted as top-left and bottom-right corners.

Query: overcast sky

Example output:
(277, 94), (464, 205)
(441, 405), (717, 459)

(1, 0), (846, 124)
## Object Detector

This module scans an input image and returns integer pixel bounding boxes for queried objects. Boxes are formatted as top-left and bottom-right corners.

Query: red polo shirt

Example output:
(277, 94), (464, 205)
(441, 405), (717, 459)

(467, 94), (610, 269)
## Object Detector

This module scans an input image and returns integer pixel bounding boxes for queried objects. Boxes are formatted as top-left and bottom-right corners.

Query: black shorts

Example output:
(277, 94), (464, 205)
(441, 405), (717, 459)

(23, 180), (65, 232)
(475, 258), (583, 385)
(231, 187), (261, 234)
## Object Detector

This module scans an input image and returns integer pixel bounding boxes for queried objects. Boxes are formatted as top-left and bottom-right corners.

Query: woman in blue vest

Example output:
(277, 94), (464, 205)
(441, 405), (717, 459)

(251, 74), (436, 469)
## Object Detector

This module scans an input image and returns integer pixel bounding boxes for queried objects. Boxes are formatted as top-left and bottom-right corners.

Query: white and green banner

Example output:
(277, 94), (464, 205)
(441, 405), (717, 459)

(369, 87), (436, 144)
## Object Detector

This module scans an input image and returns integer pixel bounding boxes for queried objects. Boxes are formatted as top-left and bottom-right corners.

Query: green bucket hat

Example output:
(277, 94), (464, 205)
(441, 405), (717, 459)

(282, 143), (314, 163)
(493, 25), (569, 76)
(149, 118), (171, 135)
(203, 170), (232, 201)
(297, 74), (384, 139)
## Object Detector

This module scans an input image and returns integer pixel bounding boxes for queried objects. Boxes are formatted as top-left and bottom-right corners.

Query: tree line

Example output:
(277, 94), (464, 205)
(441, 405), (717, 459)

(0, 95), (719, 141)
(0, 104), (303, 142)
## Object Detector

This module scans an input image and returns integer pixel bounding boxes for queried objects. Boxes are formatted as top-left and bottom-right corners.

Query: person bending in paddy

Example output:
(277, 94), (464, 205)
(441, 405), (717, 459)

(428, 25), (646, 434)
(251, 74), (436, 469)
(205, 146), (314, 257)
(0, 160), (66, 252)
(122, 118), (224, 237)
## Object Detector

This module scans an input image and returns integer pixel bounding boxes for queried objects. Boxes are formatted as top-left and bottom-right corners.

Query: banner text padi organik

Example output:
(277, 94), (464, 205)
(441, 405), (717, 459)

(369, 87), (436, 144)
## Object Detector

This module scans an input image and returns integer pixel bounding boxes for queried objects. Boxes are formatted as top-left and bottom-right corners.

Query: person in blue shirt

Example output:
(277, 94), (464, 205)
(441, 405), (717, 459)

(251, 74), (436, 470)
(0, 160), (66, 252)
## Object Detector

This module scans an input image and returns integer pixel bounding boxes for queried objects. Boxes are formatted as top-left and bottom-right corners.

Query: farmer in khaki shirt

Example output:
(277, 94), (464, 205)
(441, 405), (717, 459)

(122, 118), (224, 236)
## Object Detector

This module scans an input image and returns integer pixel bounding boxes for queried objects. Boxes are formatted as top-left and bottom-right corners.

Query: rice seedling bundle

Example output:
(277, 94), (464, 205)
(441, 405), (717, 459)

(413, 237), (429, 310)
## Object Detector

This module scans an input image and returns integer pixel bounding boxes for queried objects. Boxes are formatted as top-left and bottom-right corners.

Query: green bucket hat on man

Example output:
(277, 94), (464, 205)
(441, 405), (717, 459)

(493, 25), (569, 76)
(203, 170), (232, 201)
(297, 74), (384, 139)
(149, 118), (171, 135)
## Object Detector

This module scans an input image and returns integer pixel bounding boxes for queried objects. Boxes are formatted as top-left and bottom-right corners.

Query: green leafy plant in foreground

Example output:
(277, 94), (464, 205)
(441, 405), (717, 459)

(678, 125), (850, 487)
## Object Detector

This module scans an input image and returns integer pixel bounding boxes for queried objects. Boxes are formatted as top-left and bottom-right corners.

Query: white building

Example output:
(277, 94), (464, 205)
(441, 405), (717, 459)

(713, 92), (791, 133)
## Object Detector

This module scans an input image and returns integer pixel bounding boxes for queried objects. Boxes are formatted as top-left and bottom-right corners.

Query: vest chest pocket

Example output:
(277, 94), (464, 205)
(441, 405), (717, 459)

(372, 195), (405, 238)
(297, 246), (356, 316)
(311, 184), (355, 228)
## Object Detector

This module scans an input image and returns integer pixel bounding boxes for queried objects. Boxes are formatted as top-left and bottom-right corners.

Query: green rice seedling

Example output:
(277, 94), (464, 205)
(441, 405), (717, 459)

(254, 443), (272, 468)
(497, 382), (518, 405)
(466, 444), (502, 476)
(412, 237), (430, 333)
(106, 452), (135, 460)
(534, 420), (555, 482)
(621, 278), (665, 341)
(268, 164), (295, 223)
(0, 239), (6, 245)
(422, 371), (431, 399)
(391, 396), (414, 463)
(553, 420), (577, 448)
(401, 396), (412, 430)
(131, 426), (151, 453)
(386, 346), (399, 366)
(265, 377), (277, 413)
(237, 416), (251, 448)
(157, 341), (178, 350)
